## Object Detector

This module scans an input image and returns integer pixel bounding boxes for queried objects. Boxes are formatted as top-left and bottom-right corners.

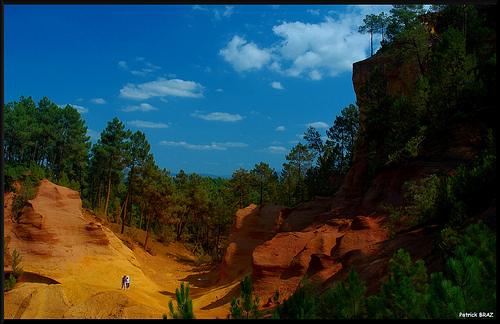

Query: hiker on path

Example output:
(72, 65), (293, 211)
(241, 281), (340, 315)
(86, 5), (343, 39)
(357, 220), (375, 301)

(126, 275), (130, 290)
(121, 275), (127, 290)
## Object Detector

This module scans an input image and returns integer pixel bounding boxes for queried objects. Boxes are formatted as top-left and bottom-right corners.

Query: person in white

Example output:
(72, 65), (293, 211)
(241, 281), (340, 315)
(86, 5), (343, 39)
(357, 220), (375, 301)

(126, 275), (130, 290)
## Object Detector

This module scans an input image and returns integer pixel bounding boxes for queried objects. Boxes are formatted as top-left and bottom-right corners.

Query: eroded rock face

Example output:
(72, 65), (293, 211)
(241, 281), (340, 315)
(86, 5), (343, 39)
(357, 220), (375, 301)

(251, 214), (389, 304)
(4, 179), (111, 277)
(219, 204), (282, 284)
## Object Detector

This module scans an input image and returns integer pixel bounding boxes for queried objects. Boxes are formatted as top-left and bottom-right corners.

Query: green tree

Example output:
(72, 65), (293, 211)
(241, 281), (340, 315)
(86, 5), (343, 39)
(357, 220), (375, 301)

(228, 168), (251, 210)
(426, 27), (478, 121)
(275, 286), (316, 319)
(316, 266), (367, 319)
(366, 249), (428, 319)
(285, 142), (314, 203)
(168, 282), (195, 319)
(426, 221), (496, 318)
(250, 162), (278, 205)
(33, 97), (59, 168)
(385, 5), (429, 77)
(99, 117), (131, 220)
(3, 96), (37, 166)
(326, 104), (359, 174)
(50, 104), (91, 186)
(279, 163), (296, 206)
(385, 5), (426, 43)
(358, 14), (382, 56)
(120, 130), (151, 234)
(86, 142), (109, 210)
(229, 275), (260, 319)
(141, 161), (173, 251)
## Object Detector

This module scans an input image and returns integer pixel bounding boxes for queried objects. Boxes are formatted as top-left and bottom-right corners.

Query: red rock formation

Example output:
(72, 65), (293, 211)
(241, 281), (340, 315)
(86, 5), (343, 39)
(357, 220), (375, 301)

(219, 204), (282, 284)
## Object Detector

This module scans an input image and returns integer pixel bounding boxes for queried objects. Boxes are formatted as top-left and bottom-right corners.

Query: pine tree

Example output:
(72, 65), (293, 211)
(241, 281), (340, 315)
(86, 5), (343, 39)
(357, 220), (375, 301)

(316, 266), (366, 319)
(168, 282), (195, 319)
(276, 286), (315, 319)
(366, 249), (428, 319)
(230, 275), (260, 319)
(99, 117), (131, 220)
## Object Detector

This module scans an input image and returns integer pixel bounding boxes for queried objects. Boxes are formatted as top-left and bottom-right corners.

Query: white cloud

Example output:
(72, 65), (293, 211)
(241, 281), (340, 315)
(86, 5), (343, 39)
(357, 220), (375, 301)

(191, 111), (245, 122)
(119, 77), (204, 100)
(59, 104), (88, 114)
(219, 35), (271, 72)
(192, 5), (208, 11)
(118, 60), (128, 70)
(306, 121), (329, 129)
(213, 5), (234, 20)
(276, 125), (286, 131)
(272, 15), (367, 79)
(128, 120), (169, 128)
(220, 11), (371, 80)
(91, 98), (106, 104)
(307, 9), (320, 16)
(159, 140), (247, 150)
(121, 103), (158, 112)
(194, 5), (234, 21)
(86, 128), (100, 141)
(271, 81), (284, 90)
(260, 146), (287, 154)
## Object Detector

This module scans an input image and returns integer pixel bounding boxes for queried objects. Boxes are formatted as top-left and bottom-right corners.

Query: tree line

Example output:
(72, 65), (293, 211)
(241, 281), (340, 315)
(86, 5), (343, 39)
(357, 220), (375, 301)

(3, 95), (359, 262)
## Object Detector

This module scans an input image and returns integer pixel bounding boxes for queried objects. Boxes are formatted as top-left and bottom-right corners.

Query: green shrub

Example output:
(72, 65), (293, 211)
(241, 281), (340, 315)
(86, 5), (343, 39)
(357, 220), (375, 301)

(4, 273), (17, 291)
(11, 249), (24, 278)
(194, 253), (212, 266)
(28, 161), (45, 185)
(10, 176), (37, 220)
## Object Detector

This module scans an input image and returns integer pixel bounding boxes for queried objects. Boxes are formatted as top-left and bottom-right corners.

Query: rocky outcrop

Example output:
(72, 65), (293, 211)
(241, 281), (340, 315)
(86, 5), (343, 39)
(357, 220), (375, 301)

(219, 204), (282, 284)
(4, 180), (111, 270)
(251, 213), (390, 304)
(4, 179), (168, 319)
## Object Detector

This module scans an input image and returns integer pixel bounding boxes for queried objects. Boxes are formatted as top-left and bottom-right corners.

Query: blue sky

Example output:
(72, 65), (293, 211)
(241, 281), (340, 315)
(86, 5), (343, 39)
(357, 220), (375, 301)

(4, 4), (391, 177)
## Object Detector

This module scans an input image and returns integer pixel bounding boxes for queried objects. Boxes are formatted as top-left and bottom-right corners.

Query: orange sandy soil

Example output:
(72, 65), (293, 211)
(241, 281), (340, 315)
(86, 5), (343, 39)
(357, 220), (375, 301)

(3, 180), (239, 319)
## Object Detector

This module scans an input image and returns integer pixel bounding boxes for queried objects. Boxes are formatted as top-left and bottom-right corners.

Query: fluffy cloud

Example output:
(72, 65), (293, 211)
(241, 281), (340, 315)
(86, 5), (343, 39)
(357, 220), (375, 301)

(275, 125), (286, 131)
(159, 140), (247, 150)
(86, 128), (100, 141)
(306, 121), (329, 129)
(213, 5), (234, 20)
(219, 35), (271, 72)
(260, 146), (287, 154)
(118, 60), (128, 70)
(272, 15), (367, 79)
(119, 78), (204, 100)
(128, 120), (169, 128)
(59, 104), (88, 114)
(90, 98), (106, 104)
(271, 81), (284, 89)
(191, 111), (245, 122)
(121, 103), (158, 112)
(220, 9), (372, 79)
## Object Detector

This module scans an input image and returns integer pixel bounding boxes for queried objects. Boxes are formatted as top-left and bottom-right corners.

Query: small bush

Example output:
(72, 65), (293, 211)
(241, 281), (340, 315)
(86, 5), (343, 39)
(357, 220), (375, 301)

(4, 273), (17, 291)
(11, 176), (37, 220)
(12, 249), (24, 278)
(194, 253), (212, 266)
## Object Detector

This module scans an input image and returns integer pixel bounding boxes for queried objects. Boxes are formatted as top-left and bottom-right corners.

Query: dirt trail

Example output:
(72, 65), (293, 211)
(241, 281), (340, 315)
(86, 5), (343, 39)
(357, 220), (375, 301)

(3, 180), (237, 319)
